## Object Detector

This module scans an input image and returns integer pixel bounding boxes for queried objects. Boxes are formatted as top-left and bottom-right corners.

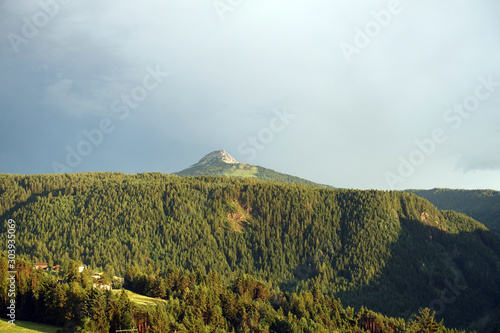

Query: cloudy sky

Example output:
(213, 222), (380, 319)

(1, 0), (499, 190)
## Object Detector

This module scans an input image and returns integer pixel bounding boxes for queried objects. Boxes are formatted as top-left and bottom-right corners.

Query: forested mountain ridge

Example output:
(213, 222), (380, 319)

(175, 150), (333, 188)
(1, 172), (500, 331)
(407, 188), (500, 232)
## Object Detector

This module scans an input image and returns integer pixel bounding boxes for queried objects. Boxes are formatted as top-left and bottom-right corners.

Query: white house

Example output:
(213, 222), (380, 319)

(93, 282), (111, 291)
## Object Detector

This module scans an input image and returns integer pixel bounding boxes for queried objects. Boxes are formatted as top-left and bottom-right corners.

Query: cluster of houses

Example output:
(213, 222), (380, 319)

(34, 263), (113, 290)
(34, 263), (85, 272)
(33, 263), (63, 271)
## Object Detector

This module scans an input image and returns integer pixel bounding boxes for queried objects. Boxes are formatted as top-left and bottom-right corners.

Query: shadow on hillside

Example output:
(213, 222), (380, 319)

(285, 218), (500, 331)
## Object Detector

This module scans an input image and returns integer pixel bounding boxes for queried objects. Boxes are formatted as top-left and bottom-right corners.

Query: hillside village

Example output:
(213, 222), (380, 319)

(33, 262), (120, 291)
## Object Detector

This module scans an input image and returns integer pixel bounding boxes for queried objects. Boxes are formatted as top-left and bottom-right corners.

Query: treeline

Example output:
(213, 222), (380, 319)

(253, 165), (330, 187)
(0, 173), (499, 330)
(0, 253), (473, 333)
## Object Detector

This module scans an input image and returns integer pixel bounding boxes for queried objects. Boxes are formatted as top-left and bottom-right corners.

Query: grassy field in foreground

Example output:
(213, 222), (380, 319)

(112, 289), (168, 306)
(0, 291), (163, 332)
(0, 319), (60, 332)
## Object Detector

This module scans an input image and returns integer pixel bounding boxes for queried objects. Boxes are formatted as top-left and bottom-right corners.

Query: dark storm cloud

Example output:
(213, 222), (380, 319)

(0, 0), (499, 190)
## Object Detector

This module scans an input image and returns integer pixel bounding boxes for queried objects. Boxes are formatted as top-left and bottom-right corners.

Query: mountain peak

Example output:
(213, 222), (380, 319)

(197, 150), (239, 166)
(175, 150), (332, 188)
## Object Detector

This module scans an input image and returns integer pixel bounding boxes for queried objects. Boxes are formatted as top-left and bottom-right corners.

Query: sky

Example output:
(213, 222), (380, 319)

(1, 0), (499, 190)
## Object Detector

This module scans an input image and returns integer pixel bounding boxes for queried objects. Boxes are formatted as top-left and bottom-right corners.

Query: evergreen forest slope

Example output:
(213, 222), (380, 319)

(408, 188), (500, 232)
(1, 173), (499, 330)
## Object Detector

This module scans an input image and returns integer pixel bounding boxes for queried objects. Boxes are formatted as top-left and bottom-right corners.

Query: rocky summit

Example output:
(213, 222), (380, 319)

(197, 150), (239, 166)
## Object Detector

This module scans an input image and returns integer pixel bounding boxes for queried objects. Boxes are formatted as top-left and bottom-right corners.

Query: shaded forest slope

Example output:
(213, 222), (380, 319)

(408, 188), (500, 233)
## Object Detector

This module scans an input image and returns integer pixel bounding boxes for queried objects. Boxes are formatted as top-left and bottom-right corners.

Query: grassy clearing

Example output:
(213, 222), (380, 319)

(227, 199), (251, 233)
(226, 169), (257, 178)
(0, 319), (60, 333)
(223, 164), (258, 178)
(112, 289), (167, 306)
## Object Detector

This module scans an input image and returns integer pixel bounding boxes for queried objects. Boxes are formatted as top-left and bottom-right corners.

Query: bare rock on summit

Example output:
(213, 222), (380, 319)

(197, 150), (239, 166)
